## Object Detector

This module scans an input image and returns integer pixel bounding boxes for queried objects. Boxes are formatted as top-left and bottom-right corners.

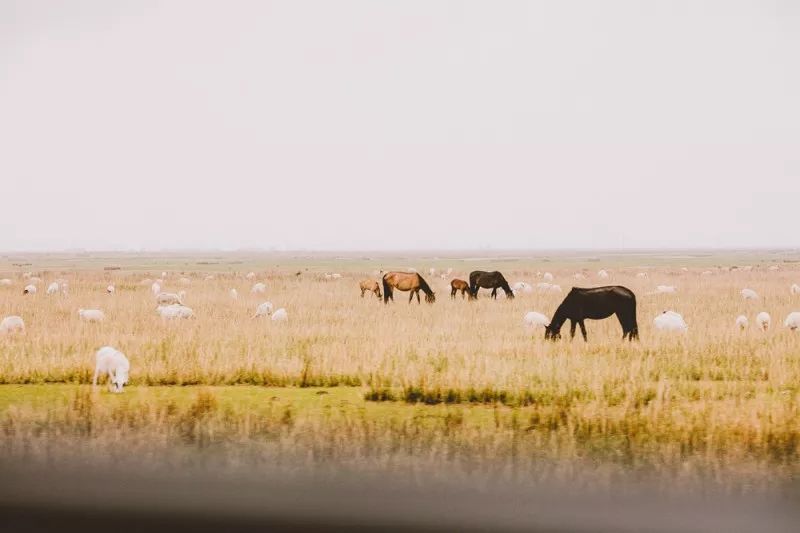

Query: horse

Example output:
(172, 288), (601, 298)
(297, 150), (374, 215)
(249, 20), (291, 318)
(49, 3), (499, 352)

(468, 271), (514, 300)
(450, 278), (470, 299)
(382, 272), (435, 304)
(359, 279), (382, 299)
(544, 286), (638, 341)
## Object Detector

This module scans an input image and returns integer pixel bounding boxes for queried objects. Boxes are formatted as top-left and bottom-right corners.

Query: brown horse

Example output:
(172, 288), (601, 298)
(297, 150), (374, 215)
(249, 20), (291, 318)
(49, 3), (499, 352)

(450, 279), (469, 299)
(359, 279), (382, 299)
(382, 272), (435, 304)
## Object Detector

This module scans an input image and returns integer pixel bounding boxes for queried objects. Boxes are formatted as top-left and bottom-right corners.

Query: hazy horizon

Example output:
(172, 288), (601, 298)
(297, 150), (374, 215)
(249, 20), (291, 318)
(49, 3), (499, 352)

(2, 1), (798, 251)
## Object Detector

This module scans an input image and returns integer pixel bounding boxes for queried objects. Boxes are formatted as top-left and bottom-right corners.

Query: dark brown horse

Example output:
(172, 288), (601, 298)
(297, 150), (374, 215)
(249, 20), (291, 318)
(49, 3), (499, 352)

(545, 286), (638, 341)
(468, 271), (514, 300)
(359, 279), (382, 299)
(382, 272), (435, 304)
(450, 279), (469, 299)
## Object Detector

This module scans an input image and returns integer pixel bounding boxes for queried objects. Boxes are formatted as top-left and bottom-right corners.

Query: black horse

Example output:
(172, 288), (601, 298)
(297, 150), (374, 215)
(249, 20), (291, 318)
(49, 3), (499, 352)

(468, 271), (514, 300)
(545, 286), (638, 341)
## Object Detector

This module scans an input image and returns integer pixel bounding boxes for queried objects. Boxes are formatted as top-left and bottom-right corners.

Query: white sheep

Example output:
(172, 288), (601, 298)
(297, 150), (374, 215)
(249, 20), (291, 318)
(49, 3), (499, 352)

(271, 308), (288, 321)
(0, 315), (25, 334)
(740, 288), (758, 300)
(783, 312), (800, 331)
(78, 309), (105, 322)
(161, 271), (167, 278)
(768, 265), (780, 271)
(756, 311), (771, 332)
(429, 268), (436, 275)
(204, 275), (215, 281)
(107, 285), (115, 294)
(151, 282), (161, 295)
(653, 311), (688, 332)
(246, 272), (256, 280)
(229, 288), (238, 299)
(93, 346), (130, 393)
(636, 272), (648, 279)
(790, 284), (800, 296)
(523, 311), (549, 328)
(735, 315), (748, 330)
(512, 281), (534, 294)
(23, 284), (37, 295)
(0, 278), (12, 286)
(251, 282), (266, 294)
(156, 292), (183, 306)
(252, 301), (274, 318)
(332, 273), (342, 280)
(542, 272), (554, 282)
(548, 284), (562, 293)
(654, 285), (677, 294)
(680, 267), (689, 272)
(157, 304), (194, 319)
(701, 270), (713, 276)
(46, 282), (59, 295)
(597, 269), (609, 279)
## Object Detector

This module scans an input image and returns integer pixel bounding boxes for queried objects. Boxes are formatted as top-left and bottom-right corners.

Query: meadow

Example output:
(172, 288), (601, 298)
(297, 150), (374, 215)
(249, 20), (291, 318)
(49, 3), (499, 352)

(1, 250), (800, 493)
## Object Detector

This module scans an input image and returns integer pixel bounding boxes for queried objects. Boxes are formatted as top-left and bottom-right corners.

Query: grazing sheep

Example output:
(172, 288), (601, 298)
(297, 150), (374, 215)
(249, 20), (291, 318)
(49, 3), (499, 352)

(0, 279), (12, 286)
(246, 272), (256, 280)
(548, 284), (562, 293)
(680, 267), (689, 272)
(252, 301), (274, 318)
(78, 309), (105, 322)
(542, 272), (554, 282)
(597, 270), (609, 279)
(741, 288), (759, 300)
(654, 310), (688, 332)
(23, 284), (37, 295)
(791, 284), (800, 295)
(654, 285), (677, 294)
(636, 272), (648, 279)
(756, 311), (771, 332)
(512, 281), (533, 294)
(271, 308), (288, 321)
(204, 275), (215, 281)
(251, 282), (266, 294)
(157, 304), (194, 319)
(93, 346), (130, 393)
(0, 315), (25, 334)
(332, 273), (342, 280)
(151, 282), (161, 295)
(523, 311), (549, 328)
(156, 292), (183, 306)
(735, 315), (748, 330)
(230, 288), (238, 299)
(784, 312), (800, 331)
(701, 270), (713, 276)
(46, 282), (60, 295)
(107, 285), (115, 294)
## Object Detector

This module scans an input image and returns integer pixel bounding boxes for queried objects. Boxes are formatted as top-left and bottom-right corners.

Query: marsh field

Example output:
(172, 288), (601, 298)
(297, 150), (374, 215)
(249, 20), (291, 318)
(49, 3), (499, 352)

(2, 249), (800, 496)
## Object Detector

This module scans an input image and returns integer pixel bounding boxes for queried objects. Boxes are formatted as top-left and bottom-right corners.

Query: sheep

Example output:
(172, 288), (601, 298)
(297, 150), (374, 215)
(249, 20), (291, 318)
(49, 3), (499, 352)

(78, 309), (105, 322)
(251, 282), (266, 294)
(46, 282), (60, 295)
(756, 311), (771, 332)
(701, 270), (713, 276)
(597, 269), (609, 279)
(157, 304), (194, 319)
(151, 282), (161, 295)
(654, 285), (677, 294)
(548, 284), (562, 293)
(523, 311), (549, 328)
(512, 281), (533, 294)
(161, 271), (167, 278)
(680, 267), (689, 272)
(332, 273), (342, 280)
(768, 265), (780, 271)
(740, 288), (758, 300)
(23, 284), (37, 295)
(653, 310), (688, 332)
(0, 278), (12, 286)
(252, 301), (274, 318)
(107, 285), (115, 294)
(156, 292), (183, 306)
(542, 272), (554, 282)
(271, 308), (288, 321)
(230, 289), (238, 299)
(735, 315), (748, 330)
(245, 272), (256, 280)
(784, 312), (800, 331)
(0, 315), (25, 334)
(790, 284), (800, 295)
(429, 268), (436, 276)
(204, 275), (215, 281)
(93, 346), (130, 393)
(636, 272), (648, 279)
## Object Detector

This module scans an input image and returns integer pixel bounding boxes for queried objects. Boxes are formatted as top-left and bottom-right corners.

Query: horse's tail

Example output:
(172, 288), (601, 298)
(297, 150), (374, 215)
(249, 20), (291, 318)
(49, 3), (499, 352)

(382, 275), (392, 304)
(417, 274), (433, 296)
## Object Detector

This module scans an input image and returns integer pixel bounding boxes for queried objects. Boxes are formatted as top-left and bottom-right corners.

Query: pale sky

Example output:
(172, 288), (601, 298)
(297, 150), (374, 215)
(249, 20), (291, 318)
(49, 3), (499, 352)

(1, 1), (798, 251)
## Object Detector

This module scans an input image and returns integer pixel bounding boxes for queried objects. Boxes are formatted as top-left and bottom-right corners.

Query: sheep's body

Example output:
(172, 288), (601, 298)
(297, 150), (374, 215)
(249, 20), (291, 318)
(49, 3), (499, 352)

(107, 285), (115, 294)
(735, 315), (748, 330)
(654, 285), (677, 294)
(93, 346), (130, 393)
(246, 272), (256, 280)
(636, 272), (648, 279)
(46, 282), (59, 295)
(253, 301), (274, 318)
(271, 308), (288, 321)
(229, 289), (238, 299)
(332, 273), (342, 280)
(523, 311), (549, 328)
(756, 312), (771, 332)
(157, 304), (194, 319)
(542, 272), (554, 282)
(78, 309), (105, 322)
(597, 270), (609, 279)
(783, 312), (800, 331)
(156, 292), (183, 306)
(791, 284), (800, 295)
(251, 282), (266, 294)
(512, 281), (533, 294)
(0, 316), (25, 334)
(536, 282), (552, 291)
(204, 275), (215, 281)
(23, 285), (37, 295)
(654, 311), (688, 332)
(151, 282), (161, 295)
(741, 288), (759, 300)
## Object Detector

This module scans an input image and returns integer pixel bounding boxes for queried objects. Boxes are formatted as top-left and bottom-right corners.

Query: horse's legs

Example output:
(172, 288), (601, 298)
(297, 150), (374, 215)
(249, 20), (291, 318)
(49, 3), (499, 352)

(491, 287), (497, 299)
(416, 290), (421, 304)
(461, 288), (466, 299)
(615, 312), (632, 340)
(569, 320), (576, 339)
(361, 289), (365, 298)
(451, 287), (456, 299)
(579, 321), (588, 342)
(408, 291), (414, 304)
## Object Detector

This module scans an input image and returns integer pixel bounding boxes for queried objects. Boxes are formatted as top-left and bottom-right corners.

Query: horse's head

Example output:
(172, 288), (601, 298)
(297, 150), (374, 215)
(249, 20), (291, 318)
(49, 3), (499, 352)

(544, 324), (561, 341)
(425, 292), (436, 304)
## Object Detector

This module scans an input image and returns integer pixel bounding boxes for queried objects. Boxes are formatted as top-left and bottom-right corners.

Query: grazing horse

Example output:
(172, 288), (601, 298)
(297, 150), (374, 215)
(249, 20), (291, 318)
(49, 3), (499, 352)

(468, 271), (514, 300)
(545, 286), (638, 342)
(382, 272), (435, 304)
(359, 279), (382, 299)
(450, 278), (470, 299)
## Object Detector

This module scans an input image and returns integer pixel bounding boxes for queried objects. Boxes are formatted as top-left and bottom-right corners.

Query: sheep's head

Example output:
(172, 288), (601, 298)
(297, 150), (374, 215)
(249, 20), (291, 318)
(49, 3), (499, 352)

(110, 369), (129, 393)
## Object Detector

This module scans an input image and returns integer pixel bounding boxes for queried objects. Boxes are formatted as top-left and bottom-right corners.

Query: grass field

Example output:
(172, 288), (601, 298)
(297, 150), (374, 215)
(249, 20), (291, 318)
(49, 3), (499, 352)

(1, 250), (800, 492)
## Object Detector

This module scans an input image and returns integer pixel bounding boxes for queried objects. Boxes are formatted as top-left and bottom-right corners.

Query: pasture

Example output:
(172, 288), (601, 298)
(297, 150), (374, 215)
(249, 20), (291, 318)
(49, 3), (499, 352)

(1, 250), (800, 493)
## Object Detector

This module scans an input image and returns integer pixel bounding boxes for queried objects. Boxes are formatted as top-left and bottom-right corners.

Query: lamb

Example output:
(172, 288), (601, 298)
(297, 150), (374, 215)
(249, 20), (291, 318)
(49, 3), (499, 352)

(783, 312), (800, 331)
(23, 284), (37, 295)
(791, 284), (800, 295)
(251, 282), (266, 294)
(0, 279), (12, 286)
(0, 316), (25, 334)
(157, 304), (194, 319)
(156, 292), (183, 306)
(597, 270), (609, 279)
(78, 309), (105, 322)
(542, 272), (554, 282)
(740, 288), (759, 300)
(107, 285), (115, 294)
(93, 346), (130, 393)
(523, 311), (549, 328)
(271, 308), (288, 321)
(653, 311), (688, 332)
(229, 289), (238, 299)
(756, 311), (771, 332)
(735, 315), (748, 330)
(252, 301), (274, 318)
(46, 282), (60, 295)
